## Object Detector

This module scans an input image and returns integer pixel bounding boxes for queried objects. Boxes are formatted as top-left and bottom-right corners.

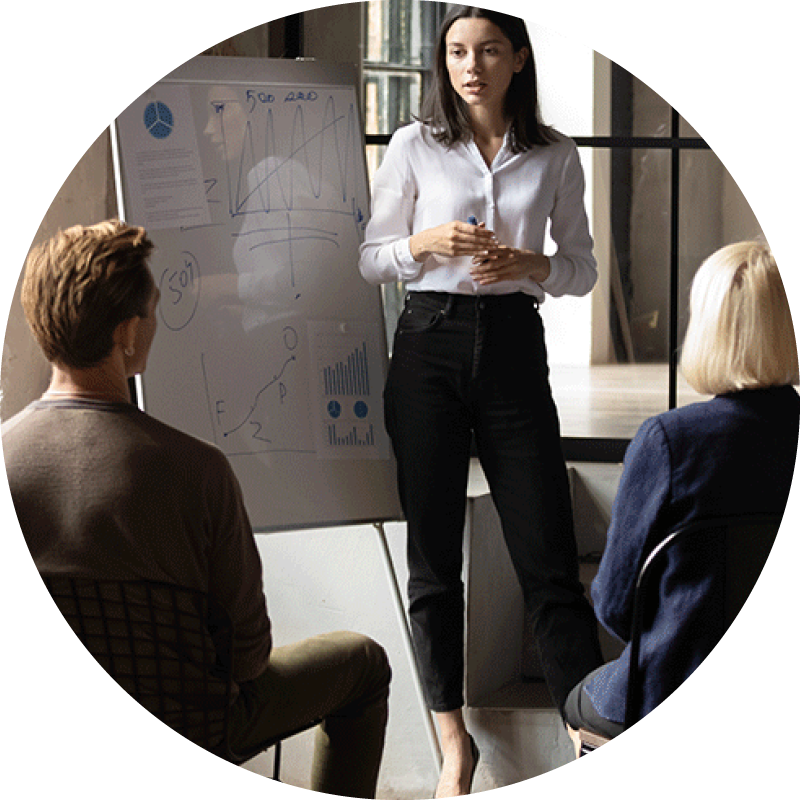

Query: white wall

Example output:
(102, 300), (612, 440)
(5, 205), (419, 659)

(0, 131), (116, 421)
(248, 522), (440, 798)
(527, 17), (800, 136)
(527, 17), (800, 365)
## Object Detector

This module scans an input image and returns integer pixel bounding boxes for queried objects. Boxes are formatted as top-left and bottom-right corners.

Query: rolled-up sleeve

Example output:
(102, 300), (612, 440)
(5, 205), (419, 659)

(539, 142), (597, 298)
(359, 132), (424, 285)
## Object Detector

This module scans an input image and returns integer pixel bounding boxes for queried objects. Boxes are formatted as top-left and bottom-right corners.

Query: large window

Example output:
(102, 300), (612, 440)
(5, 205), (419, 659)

(362, 1), (448, 330)
(562, 68), (761, 454)
(362, 1), (445, 170)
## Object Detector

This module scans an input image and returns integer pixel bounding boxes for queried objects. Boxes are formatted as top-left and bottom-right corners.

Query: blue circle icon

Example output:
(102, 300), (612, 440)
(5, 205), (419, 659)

(354, 401), (369, 419)
(327, 400), (342, 419)
(144, 101), (174, 139)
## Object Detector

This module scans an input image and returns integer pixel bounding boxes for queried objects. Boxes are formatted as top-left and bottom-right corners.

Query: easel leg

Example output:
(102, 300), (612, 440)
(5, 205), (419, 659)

(373, 522), (442, 768)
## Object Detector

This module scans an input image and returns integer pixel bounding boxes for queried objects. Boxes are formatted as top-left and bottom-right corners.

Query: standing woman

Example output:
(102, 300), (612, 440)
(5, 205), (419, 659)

(360, 7), (603, 796)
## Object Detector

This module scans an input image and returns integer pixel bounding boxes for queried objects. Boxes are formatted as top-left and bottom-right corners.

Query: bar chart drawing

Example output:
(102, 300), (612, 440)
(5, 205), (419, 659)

(309, 320), (389, 460)
(326, 421), (376, 448)
(321, 340), (370, 397)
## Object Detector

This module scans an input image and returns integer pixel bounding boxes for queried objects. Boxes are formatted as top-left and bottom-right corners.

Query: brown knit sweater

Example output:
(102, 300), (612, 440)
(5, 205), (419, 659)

(3, 397), (272, 685)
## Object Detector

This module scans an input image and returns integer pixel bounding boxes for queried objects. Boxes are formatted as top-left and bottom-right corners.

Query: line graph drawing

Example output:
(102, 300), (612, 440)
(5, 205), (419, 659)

(201, 323), (315, 457)
(201, 85), (369, 305)
(214, 95), (362, 217)
(218, 352), (297, 439)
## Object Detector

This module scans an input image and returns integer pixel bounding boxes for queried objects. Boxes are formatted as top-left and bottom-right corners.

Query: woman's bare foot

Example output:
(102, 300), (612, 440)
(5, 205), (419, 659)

(434, 711), (479, 797)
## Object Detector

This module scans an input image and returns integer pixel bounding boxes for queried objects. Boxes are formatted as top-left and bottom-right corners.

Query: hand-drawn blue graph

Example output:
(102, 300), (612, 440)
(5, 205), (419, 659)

(213, 93), (362, 217)
(202, 86), (368, 306)
(200, 322), (315, 457)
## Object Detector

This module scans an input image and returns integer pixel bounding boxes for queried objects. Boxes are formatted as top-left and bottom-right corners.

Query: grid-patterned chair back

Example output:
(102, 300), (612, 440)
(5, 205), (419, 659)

(42, 576), (234, 758)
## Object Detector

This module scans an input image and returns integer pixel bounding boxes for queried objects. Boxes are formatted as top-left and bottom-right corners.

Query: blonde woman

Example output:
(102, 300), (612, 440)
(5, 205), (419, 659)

(564, 240), (799, 742)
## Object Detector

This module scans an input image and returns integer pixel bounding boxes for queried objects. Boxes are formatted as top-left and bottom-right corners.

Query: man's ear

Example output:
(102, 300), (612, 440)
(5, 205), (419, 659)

(114, 316), (141, 355)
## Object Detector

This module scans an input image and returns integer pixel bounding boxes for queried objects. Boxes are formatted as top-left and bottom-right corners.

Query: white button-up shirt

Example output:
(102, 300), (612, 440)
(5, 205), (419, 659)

(359, 121), (597, 302)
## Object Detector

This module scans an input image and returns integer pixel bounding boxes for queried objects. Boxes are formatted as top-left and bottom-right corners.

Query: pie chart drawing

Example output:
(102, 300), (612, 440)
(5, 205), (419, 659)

(144, 101), (174, 139)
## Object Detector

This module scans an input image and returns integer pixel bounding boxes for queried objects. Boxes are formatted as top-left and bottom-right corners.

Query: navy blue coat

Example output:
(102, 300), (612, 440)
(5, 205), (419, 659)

(585, 386), (800, 724)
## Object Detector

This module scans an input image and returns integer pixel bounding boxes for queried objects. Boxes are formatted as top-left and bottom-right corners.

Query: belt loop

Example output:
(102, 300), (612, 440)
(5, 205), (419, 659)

(441, 293), (455, 318)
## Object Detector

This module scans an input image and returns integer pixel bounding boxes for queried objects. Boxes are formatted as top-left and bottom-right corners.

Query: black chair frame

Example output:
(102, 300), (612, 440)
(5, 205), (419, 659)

(42, 575), (316, 779)
(624, 512), (781, 728)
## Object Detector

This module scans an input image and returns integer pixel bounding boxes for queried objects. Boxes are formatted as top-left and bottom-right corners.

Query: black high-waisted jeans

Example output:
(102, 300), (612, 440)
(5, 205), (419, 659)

(384, 291), (602, 714)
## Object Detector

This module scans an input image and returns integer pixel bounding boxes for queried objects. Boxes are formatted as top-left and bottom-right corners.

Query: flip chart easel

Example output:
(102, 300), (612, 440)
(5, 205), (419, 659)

(112, 55), (402, 533)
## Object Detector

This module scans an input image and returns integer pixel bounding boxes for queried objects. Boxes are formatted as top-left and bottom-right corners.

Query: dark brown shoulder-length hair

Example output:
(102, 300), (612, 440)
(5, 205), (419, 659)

(418, 6), (556, 152)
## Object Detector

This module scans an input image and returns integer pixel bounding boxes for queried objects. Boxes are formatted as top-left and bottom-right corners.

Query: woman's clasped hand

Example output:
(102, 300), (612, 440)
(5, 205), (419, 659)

(469, 240), (551, 285)
(409, 220), (551, 285)
(409, 219), (496, 261)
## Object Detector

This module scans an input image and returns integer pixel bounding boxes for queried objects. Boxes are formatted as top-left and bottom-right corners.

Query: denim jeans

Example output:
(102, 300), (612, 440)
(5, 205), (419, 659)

(384, 291), (602, 713)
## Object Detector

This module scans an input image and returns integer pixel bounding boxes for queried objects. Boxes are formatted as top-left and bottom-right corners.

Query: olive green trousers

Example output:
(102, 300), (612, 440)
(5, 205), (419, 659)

(228, 631), (391, 798)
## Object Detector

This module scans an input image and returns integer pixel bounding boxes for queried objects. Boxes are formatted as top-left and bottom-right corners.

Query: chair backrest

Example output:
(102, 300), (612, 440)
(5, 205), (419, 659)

(42, 575), (235, 758)
(625, 515), (800, 740)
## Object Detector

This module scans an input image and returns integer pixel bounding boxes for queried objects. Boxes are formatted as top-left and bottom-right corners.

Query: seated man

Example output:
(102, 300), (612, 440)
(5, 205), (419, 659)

(3, 220), (391, 797)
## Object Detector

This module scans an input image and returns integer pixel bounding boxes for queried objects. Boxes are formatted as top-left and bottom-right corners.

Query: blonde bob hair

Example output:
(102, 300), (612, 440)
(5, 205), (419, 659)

(680, 240), (799, 395)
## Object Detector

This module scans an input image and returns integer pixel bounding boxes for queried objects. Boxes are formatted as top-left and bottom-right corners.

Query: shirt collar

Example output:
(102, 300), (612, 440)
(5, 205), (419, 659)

(464, 127), (513, 171)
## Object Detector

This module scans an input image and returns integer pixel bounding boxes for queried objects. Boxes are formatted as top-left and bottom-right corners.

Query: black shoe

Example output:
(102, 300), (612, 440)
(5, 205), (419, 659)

(434, 734), (482, 798)
(467, 734), (480, 793)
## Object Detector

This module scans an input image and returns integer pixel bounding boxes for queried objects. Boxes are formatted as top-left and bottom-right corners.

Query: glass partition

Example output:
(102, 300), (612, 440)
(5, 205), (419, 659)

(673, 106), (800, 405)
(548, 143), (673, 442)
(360, 1), (763, 452)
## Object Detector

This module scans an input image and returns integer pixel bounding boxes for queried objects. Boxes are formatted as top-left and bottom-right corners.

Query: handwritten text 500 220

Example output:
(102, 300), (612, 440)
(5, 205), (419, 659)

(246, 89), (319, 112)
